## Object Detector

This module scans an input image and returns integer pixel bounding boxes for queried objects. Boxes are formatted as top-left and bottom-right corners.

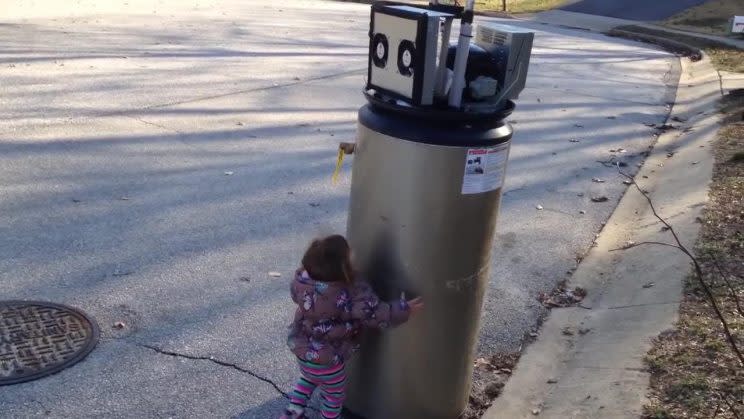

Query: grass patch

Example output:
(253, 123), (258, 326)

(644, 76), (744, 419)
(643, 406), (675, 419)
(476, 0), (565, 14)
(333, 0), (566, 14)
(663, 0), (743, 36)
(707, 48), (744, 73)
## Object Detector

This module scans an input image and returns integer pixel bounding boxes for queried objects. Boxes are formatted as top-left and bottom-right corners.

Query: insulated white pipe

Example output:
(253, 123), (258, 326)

(448, 0), (475, 108)
(435, 18), (454, 97)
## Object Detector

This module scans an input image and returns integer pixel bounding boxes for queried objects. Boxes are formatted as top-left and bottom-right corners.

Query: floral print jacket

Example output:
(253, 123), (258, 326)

(287, 270), (410, 365)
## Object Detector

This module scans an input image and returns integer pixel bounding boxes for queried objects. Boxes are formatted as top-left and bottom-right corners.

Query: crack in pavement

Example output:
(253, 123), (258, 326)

(140, 67), (367, 111)
(139, 344), (289, 399)
(126, 116), (183, 135)
(31, 398), (51, 415)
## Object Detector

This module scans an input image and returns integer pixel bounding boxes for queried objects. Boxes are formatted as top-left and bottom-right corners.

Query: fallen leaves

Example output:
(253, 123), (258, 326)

(463, 352), (521, 419)
(539, 283), (588, 308)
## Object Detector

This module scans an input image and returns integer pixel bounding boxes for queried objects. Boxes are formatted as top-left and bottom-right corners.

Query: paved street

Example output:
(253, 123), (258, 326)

(0, 0), (678, 417)
(561, 0), (708, 21)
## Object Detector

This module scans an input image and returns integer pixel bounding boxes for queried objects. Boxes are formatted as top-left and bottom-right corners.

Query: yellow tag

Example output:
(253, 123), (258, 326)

(331, 147), (345, 184)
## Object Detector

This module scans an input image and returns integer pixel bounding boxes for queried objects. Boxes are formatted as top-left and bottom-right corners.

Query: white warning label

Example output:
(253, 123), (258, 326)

(461, 144), (510, 195)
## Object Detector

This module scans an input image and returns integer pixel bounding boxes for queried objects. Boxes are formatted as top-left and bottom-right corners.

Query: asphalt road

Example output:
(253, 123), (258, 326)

(0, 0), (678, 417)
(561, 0), (709, 21)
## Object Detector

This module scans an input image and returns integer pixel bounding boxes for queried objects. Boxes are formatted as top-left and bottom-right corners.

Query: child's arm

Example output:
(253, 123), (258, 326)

(350, 283), (410, 329)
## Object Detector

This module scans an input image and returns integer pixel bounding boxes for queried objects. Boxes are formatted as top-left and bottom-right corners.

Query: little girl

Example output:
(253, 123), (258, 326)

(280, 235), (423, 419)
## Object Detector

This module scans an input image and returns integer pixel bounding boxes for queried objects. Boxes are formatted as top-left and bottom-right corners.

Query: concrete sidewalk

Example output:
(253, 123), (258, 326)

(483, 54), (743, 418)
(523, 10), (744, 50)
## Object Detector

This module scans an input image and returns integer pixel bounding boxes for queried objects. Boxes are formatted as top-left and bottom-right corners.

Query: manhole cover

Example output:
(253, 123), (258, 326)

(0, 301), (99, 386)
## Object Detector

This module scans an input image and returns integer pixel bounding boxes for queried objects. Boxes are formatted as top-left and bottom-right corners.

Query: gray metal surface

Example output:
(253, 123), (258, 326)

(345, 120), (511, 419)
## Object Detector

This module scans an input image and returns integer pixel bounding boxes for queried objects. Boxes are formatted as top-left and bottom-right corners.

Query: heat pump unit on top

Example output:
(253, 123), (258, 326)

(367, 4), (454, 106)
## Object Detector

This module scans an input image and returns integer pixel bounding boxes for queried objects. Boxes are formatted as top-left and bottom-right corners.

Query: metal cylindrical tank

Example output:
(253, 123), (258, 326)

(344, 98), (514, 419)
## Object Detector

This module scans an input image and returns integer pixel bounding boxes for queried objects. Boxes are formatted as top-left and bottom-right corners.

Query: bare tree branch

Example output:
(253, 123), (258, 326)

(712, 399), (722, 418)
(710, 252), (744, 317)
(617, 169), (744, 367)
(609, 241), (681, 252)
(723, 393), (742, 419)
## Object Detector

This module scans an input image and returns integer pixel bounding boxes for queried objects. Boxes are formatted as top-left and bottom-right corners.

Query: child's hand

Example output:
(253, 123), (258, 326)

(407, 297), (424, 315)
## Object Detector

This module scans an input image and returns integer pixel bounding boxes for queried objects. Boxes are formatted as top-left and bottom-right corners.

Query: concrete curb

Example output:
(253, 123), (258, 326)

(606, 28), (703, 61)
(617, 24), (744, 50)
(606, 23), (743, 63)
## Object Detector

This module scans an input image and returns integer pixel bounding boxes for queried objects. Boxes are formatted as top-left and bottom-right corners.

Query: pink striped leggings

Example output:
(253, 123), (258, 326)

(286, 358), (346, 419)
